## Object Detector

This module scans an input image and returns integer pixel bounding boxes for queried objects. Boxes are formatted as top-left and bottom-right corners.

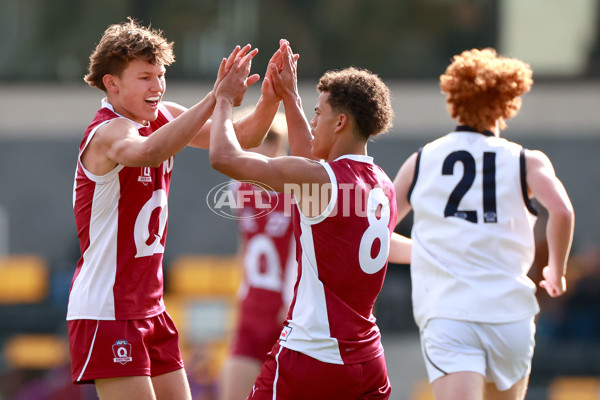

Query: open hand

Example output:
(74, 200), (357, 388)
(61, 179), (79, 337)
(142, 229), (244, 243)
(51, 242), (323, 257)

(261, 43), (285, 101)
(213, 44), (260, 97)
(215, 44), (260, 106)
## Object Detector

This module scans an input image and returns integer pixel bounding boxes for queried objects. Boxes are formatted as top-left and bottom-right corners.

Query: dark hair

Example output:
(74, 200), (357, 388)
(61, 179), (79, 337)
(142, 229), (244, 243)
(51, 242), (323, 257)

(317, 67), (393, 140)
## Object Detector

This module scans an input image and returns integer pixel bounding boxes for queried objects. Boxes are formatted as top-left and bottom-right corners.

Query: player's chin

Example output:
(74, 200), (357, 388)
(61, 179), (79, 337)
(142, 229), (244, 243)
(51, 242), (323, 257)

(144, 109), (160, 122)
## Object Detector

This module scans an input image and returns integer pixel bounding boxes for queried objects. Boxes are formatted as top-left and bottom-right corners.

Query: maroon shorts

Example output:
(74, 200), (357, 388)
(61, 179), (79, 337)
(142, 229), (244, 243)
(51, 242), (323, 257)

(68, 311), (184, 384)
(247, 342), (391, 400)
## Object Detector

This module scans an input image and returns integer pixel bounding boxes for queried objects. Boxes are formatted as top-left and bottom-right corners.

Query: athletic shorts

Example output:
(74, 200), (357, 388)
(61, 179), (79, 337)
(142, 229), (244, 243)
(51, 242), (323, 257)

(230, 307), (283, 362)
(68, 311), (184, 384)
(247, 341), (391, 400)
(420, 317), (536, 391)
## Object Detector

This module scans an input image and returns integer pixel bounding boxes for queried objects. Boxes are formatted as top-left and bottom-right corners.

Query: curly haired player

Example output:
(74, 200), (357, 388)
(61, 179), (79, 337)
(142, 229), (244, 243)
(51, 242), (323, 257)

(209, 40), (411, 399)
(393, 48), (575, 400)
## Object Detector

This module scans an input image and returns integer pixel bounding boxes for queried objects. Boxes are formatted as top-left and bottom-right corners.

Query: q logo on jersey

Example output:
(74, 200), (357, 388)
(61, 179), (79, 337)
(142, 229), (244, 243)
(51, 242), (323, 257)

(112, 339), (133, 365)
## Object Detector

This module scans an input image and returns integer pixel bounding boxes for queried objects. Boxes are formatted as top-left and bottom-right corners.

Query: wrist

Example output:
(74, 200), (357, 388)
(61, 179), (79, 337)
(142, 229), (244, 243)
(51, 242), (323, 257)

(215, 95), (235, 106)
(258, 94), (281, 107)
(282, 92), (301, 107)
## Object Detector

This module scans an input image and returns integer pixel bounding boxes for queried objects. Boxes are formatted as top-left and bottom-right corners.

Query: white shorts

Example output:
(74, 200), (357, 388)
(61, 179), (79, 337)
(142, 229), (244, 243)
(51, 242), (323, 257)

(420, 317), (536, 391)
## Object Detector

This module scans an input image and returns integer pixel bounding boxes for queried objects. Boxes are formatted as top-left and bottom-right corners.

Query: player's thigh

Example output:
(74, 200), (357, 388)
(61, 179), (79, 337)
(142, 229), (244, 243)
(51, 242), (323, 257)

(95, 375), (156, 400)
(220, 356), (262, 400)
(484, 375), (529, 400)
(152, 368), (191, 400)
(432, 371), (485, 400)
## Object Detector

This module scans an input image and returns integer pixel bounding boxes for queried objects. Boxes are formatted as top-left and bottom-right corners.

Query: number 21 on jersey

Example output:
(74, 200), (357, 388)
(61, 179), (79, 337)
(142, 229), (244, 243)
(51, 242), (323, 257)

(443, 150), (497, 224)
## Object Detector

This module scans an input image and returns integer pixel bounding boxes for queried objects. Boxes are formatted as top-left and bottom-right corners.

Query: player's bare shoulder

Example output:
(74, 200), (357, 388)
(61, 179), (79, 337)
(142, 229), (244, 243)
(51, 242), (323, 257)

(525, 149), (553, 170)
(82, 118), (138, 175)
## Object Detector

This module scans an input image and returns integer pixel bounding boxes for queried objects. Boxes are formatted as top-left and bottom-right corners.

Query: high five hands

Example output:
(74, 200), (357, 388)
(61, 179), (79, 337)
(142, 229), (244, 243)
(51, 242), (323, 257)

(267, 39), (301, 102)
(214, 44), (260, 106)
(214, 40), (300, 107)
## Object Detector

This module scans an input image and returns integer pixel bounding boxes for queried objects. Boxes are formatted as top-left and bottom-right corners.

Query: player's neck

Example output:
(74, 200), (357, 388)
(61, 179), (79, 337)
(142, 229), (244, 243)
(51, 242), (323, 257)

(326, 138), (368, 161)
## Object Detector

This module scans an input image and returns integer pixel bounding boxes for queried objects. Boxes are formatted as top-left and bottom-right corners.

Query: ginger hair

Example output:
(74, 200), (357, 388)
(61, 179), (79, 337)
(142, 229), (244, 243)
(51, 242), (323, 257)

(440, 48), (533, 132)
(317, 67), (393, 140)
(84, 17), (175, 92)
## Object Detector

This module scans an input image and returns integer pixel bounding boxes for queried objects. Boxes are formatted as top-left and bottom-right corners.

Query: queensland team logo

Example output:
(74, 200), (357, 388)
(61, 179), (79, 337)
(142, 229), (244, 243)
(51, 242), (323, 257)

(206, 180), (280, 220)
(112, 339), (133, 365)
(138, 167), (152, 185)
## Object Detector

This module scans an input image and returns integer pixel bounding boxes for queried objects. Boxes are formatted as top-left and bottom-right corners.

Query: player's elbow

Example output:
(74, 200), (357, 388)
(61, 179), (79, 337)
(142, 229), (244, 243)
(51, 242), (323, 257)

(209, 151), (237, 177)
(143, 150), (168, 168)
(237, 131), (263, 150)
(138, 141), (172, 167)
(549, 202), (575, 227)
(209, 151), (226, 171)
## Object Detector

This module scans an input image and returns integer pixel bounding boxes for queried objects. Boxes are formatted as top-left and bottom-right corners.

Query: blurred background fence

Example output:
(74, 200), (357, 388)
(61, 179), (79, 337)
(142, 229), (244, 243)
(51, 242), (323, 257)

(0, 1), (599, 399)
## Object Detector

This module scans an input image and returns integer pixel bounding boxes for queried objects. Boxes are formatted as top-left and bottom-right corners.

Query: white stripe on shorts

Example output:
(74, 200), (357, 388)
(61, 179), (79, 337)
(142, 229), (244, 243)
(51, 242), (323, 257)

(77, 320), (100, 382)
(272, 345), (284, 400)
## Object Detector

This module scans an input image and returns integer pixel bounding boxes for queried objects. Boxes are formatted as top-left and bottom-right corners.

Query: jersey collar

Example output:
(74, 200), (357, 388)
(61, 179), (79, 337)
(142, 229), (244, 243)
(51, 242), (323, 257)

(333, 154), (374, 164)
(455, 125), (495, 137)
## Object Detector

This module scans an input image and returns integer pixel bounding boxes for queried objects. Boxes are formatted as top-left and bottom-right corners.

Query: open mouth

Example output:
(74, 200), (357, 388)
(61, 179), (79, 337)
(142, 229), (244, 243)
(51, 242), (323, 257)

(145, 96), (160, 106)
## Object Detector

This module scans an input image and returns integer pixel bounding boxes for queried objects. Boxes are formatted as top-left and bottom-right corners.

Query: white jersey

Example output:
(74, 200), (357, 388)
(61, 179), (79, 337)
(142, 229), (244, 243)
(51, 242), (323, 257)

(409, 128), (539, 329)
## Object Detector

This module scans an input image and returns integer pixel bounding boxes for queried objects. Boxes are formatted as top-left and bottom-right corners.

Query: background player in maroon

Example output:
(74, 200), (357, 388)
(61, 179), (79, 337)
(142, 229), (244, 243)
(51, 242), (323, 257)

(209, 41), (411, 399)
(219, 112), (297, 400)
(68, 18), (282, 400)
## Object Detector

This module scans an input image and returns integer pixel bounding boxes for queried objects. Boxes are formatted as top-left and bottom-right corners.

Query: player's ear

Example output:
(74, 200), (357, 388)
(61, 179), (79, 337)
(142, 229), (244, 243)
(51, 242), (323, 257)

(103, 74), (118, 93)
(334, 113), (348, 133)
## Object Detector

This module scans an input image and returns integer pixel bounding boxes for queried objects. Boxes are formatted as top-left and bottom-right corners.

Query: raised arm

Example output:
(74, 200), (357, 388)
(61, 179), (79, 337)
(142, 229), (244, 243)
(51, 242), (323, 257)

(209, 46), (329, 197)
(82, 45), (255, 175)
(188, 45), (283, 150)
(230, 78), (281, 149)
(184, 45), (263, 149)
(105, 91), (218, 167)
(526, 149), (575, 297)
(268, 40), (314, 159)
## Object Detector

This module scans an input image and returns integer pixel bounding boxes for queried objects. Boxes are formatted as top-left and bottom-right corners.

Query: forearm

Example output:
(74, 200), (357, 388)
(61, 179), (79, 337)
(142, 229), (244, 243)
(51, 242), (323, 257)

(146, 93), (216, 160)
(546, 207), (575, 279)
(234, 95), (281, 149)
(209, 97), (245, 178)
(388, 232), (412, 264)
(282, 95), (314, 159)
